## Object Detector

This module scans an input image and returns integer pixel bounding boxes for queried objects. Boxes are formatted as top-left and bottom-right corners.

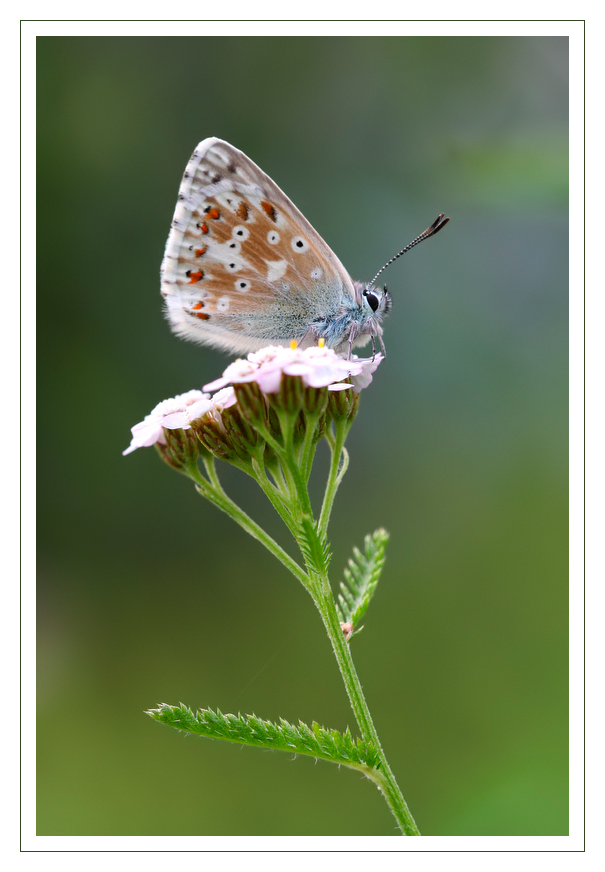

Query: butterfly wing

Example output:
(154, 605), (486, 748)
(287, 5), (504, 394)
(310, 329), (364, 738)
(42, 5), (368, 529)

(161, 138), (358, 354)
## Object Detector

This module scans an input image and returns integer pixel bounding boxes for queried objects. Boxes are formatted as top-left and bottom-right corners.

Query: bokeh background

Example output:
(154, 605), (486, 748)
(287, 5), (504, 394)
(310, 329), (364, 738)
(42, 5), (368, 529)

(36, 36), (568, 836)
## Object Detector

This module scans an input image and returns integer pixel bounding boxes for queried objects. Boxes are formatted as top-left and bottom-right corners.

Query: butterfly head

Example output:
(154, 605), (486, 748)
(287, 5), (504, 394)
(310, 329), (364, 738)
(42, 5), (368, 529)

(338, 281), (392, 356)
(362, 284), (392, 318)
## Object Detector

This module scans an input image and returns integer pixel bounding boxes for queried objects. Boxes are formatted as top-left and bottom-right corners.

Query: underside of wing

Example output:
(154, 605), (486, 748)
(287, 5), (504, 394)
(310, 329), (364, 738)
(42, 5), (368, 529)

(161, 138), (357, 353)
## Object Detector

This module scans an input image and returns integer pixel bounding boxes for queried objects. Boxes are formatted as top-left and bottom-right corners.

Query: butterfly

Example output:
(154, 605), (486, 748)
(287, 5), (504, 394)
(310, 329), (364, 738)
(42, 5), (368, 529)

(161, 137), (448, 357)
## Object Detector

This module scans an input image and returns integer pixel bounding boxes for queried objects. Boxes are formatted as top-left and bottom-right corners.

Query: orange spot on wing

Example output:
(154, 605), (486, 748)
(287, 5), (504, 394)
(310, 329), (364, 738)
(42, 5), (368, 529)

(194, 247), (207, 257)
(187, 270), (204, 283)
(195, 311), (210, 320)
(236, 202), (249, 220)
(206, 207), (220, 220)
(192, 302), (204, 310)
(197, 222), (209, 234)
(261, 201), (277, 222)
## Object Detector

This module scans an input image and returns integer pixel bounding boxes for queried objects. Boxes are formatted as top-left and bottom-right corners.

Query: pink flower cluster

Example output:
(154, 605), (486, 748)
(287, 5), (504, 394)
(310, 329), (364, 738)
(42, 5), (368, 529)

(203, 344), (383, 394)
(123, 344), (383, 456)
(122, 387), (235, 455)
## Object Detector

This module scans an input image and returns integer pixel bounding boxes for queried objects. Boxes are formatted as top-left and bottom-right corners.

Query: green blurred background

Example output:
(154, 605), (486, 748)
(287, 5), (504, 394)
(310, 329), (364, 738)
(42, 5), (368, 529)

(36, 36), (568, 836)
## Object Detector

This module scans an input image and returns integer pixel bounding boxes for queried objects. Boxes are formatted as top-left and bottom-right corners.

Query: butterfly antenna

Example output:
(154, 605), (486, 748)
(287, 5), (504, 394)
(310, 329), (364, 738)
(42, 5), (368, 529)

(368, 213), (450, 288)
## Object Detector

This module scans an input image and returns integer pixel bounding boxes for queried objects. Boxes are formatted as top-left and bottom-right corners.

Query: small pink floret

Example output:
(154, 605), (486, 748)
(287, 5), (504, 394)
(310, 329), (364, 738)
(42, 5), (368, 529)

(201, 344), (382, 395)
(123, 389), (208, 455)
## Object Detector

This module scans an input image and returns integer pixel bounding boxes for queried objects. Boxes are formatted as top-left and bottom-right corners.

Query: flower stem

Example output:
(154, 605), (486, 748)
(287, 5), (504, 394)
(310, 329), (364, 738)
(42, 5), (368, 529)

(310, 574), (421, 836)
(299, 411), (322, 482)
(319, 420), (349, 539)
(249, 456), (299, 536)
(186, 402), (420, 833)
(187, 464), (310, 590)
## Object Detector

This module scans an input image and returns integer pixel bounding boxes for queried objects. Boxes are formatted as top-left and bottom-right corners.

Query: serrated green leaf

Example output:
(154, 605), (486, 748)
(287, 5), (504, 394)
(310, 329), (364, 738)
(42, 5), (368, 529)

(336, 528), (389, 632)
(147, 703), (381, 773)
(298, 513), (331, 575)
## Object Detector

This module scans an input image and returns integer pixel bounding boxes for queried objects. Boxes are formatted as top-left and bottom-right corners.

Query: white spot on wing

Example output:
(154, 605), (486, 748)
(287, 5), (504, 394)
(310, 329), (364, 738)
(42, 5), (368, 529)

(266, 260), (288, 282)
(310, 267), (323, 280)
(217, 296), (230, 312)
(291, 236), (309, 253)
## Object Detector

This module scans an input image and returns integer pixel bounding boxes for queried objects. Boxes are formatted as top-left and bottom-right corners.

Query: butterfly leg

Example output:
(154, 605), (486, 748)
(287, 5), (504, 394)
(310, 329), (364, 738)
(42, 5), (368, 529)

(345, 322), (361, 360)
(368, 321), (386, 359)
(299, 326), (318, 349)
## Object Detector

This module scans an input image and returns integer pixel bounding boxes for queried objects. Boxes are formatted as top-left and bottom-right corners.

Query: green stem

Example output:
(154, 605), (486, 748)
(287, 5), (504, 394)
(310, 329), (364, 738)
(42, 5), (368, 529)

(201, 455), (224, 492)
(272, 409), (316, 520)
(187, 465), (310, 590)
(267, 459), (291, 497)
(247, 413), (310, 517)
(249, 456), (299, 536)
(318, 420), (349, 539)
(310, 574), (421, 836)
(205, 451), (297, 539)
(299, 412), (322, 482)
(184, 407), (420, 834)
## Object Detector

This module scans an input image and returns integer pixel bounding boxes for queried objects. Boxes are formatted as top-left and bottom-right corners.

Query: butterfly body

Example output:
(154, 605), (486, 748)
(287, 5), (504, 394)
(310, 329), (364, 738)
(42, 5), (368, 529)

(161, 138), (389, 355)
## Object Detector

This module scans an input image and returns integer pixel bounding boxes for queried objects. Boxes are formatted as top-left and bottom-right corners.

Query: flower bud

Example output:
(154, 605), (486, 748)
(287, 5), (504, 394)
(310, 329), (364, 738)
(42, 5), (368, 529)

(192, 416), (238, 462)
(232, 382), (268, 429)
(157, 426), (200, 470)
(302, 385), (330, 417)
(327, 387), (360, 424)
(266, 373), (304, 415)
(222, 405), (266, 461)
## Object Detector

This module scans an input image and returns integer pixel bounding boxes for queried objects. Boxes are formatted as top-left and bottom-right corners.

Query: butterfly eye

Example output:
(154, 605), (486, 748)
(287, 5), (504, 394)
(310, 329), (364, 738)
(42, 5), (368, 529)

(363, 289), (380, 312)
(291, 236), (309, 253)
(267, 231), (280, 245)
(232, 225), (250, 241)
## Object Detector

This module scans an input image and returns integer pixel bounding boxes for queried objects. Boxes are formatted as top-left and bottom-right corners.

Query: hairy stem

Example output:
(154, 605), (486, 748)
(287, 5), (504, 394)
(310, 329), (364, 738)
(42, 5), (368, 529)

(299, 412), (323, 482)
(186, 411), (420, 834)
(187, 465), (309, 590)
(319, 419), (349, 539)
(249, 456), (299, 536)
(310, 574), (421, 836)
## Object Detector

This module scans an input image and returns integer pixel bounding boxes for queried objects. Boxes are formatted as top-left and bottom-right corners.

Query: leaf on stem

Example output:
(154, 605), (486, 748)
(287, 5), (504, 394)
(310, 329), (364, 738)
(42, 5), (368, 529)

(147, 703), (381, 773)
(336, 529), (389, 636)
(297, 513), (332, 575)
